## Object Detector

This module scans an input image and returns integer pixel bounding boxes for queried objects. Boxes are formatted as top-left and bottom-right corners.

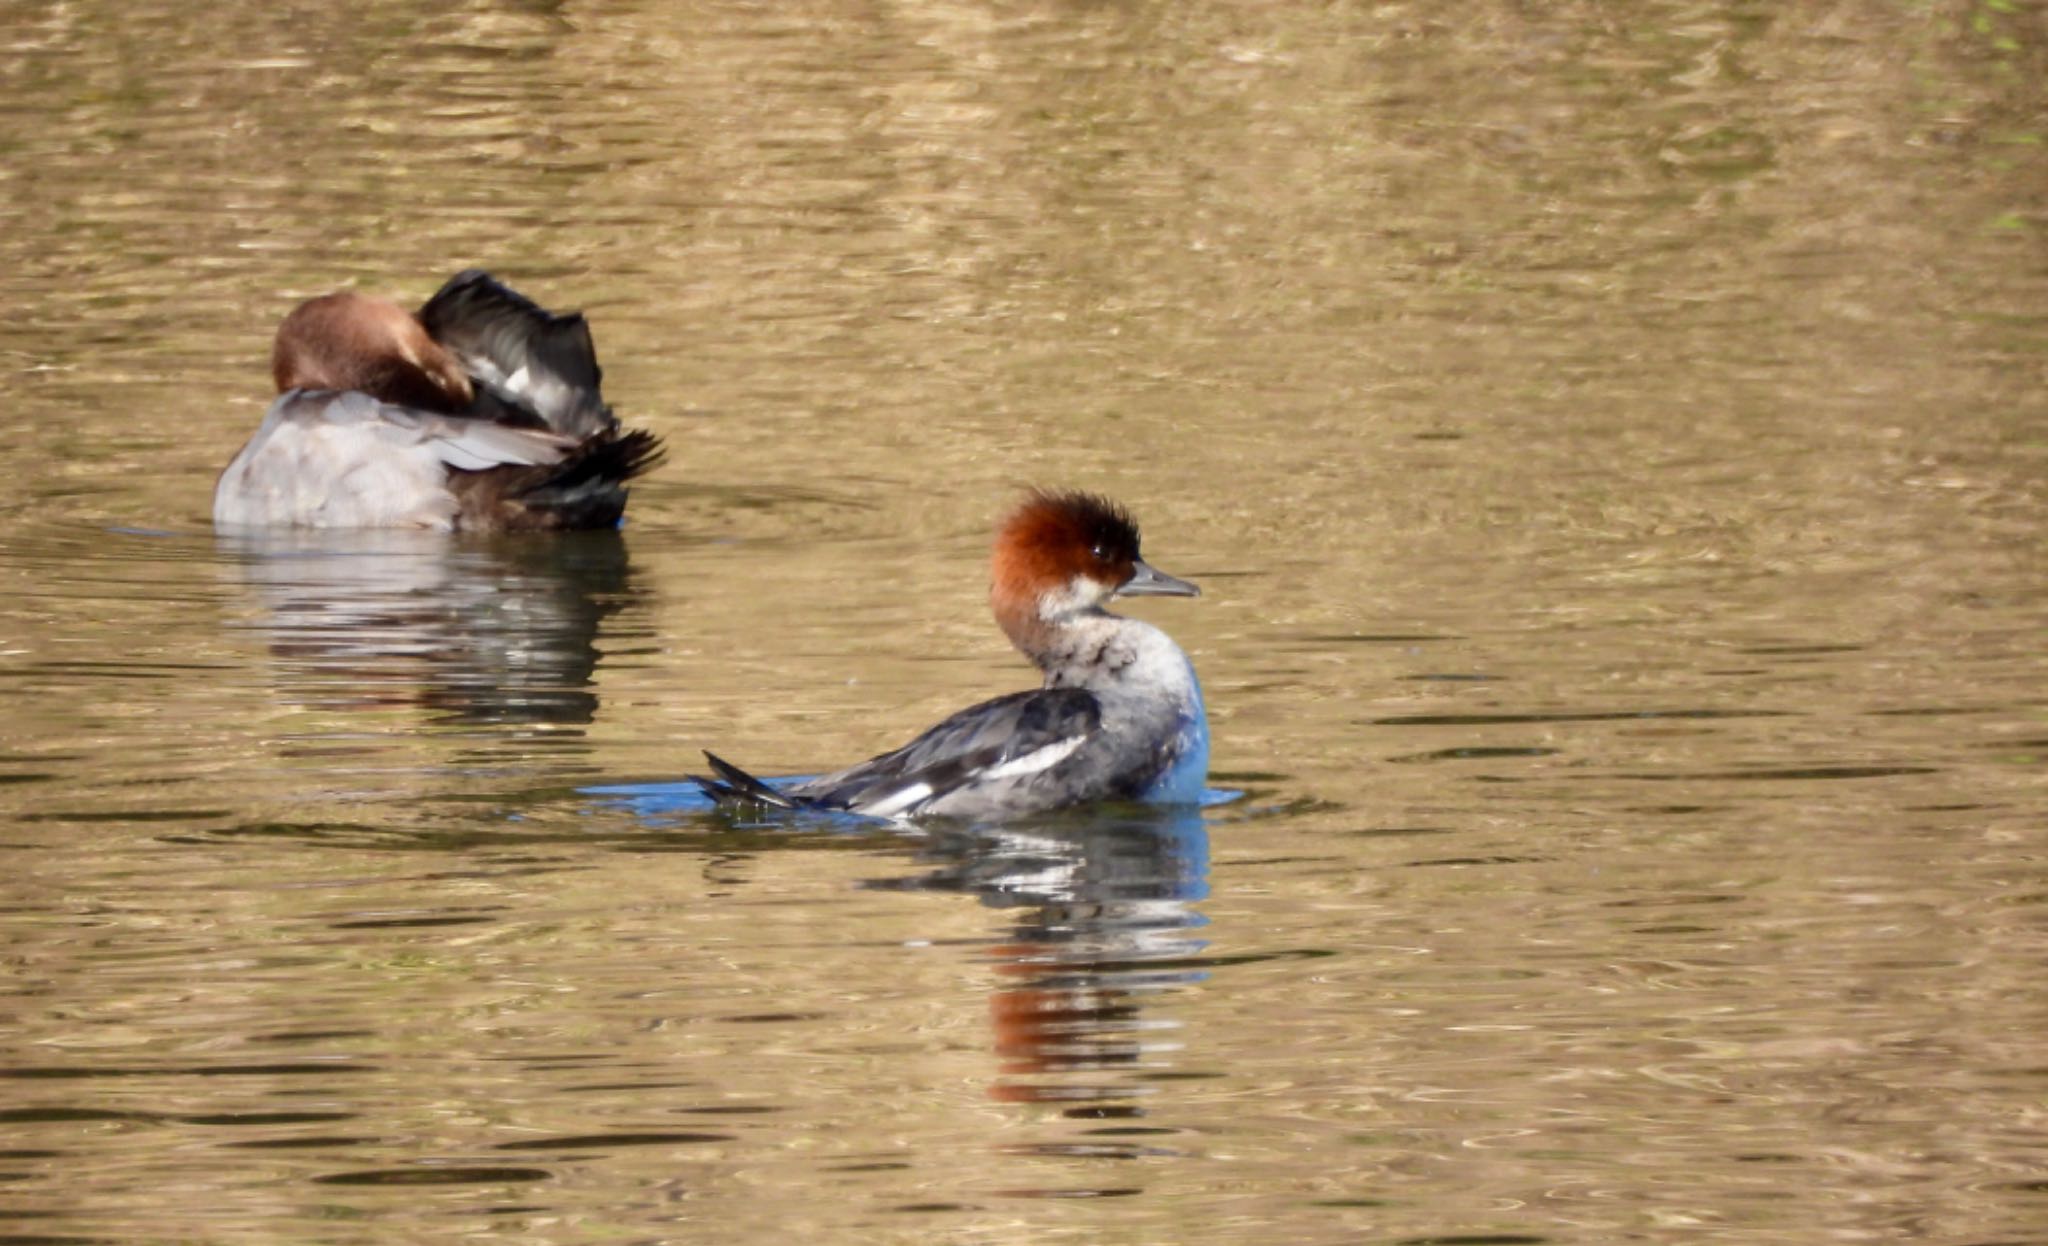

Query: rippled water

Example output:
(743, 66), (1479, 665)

(3, 2), (2045, 1242)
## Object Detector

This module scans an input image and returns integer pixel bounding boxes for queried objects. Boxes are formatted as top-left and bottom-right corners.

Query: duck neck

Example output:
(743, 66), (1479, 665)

(1031, 608), (1197, 706)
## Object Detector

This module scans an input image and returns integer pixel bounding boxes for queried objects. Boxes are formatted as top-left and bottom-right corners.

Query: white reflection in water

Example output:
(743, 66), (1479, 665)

(216, 529), (639, 728)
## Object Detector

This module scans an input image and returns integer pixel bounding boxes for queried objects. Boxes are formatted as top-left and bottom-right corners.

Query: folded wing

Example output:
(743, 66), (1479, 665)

(797, 687), (1104, 818)
(214, 390), (573, 529)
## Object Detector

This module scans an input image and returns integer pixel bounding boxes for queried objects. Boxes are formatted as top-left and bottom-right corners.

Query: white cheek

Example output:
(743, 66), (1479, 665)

(1038, 575), (1109, 619)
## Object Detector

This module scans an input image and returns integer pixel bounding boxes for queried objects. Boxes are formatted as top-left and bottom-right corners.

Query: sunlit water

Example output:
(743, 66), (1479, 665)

(3, 2), (2045, 1243)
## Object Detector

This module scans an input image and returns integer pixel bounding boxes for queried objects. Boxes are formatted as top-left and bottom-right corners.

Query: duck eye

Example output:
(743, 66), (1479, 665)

(1090, 542), (1108, 562)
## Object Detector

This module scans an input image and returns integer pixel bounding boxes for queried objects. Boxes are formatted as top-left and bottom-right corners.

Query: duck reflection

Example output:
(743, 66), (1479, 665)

(876, 804), (1210, 1112)
(217, 529), (639, 726)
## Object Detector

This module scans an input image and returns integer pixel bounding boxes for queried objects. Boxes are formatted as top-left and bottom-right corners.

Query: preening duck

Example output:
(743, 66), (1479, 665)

(214, 270), (661, 531)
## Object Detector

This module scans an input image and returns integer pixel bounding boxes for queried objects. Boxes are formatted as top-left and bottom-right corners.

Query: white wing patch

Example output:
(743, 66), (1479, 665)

(979, 734), (1086, 781)
(846, 735), (1087, 821)
(860, 783), (934, 820)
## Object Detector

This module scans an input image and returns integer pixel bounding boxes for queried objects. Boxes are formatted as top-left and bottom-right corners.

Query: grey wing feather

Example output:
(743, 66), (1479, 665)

(417, 270), (613, 440)
(302, 390), (572, 468)
(795, 687), (1102, 814)
(214, 390), (571, 528)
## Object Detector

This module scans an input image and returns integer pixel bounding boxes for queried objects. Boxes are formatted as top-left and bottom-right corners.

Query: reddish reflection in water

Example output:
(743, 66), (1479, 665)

(882, 808), (1210, 1112)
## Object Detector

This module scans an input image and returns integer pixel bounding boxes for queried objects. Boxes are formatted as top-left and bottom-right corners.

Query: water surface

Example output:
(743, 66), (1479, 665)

(2, 2), (2045, 1243)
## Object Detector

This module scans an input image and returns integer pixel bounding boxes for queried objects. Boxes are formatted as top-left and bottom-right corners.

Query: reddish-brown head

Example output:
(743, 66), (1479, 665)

(270, 290), (474, 413)
(990, 490), (1197, 654)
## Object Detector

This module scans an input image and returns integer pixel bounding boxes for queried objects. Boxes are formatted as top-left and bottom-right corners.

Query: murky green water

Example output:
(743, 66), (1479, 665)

(3, 2), (2045, 1242)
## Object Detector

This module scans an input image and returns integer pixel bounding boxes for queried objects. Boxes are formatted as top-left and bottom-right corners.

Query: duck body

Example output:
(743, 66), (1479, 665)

(697, 490), (1209, 822)
(214, 270), (661, 531)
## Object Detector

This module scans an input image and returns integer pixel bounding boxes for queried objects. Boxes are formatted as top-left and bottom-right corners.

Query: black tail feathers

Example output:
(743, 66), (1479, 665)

(538, 428), (664, 495)
(692, 751), (804, 810)
(452, 427), (664, 531)
(517, 428), (662, 528)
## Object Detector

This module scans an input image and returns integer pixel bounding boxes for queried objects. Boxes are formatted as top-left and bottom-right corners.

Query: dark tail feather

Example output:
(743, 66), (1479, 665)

(535, 427), (664, 493)
(692, 751), (803, 810)
(419, 269), (612, 439)
(450, 428), (664, 531)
